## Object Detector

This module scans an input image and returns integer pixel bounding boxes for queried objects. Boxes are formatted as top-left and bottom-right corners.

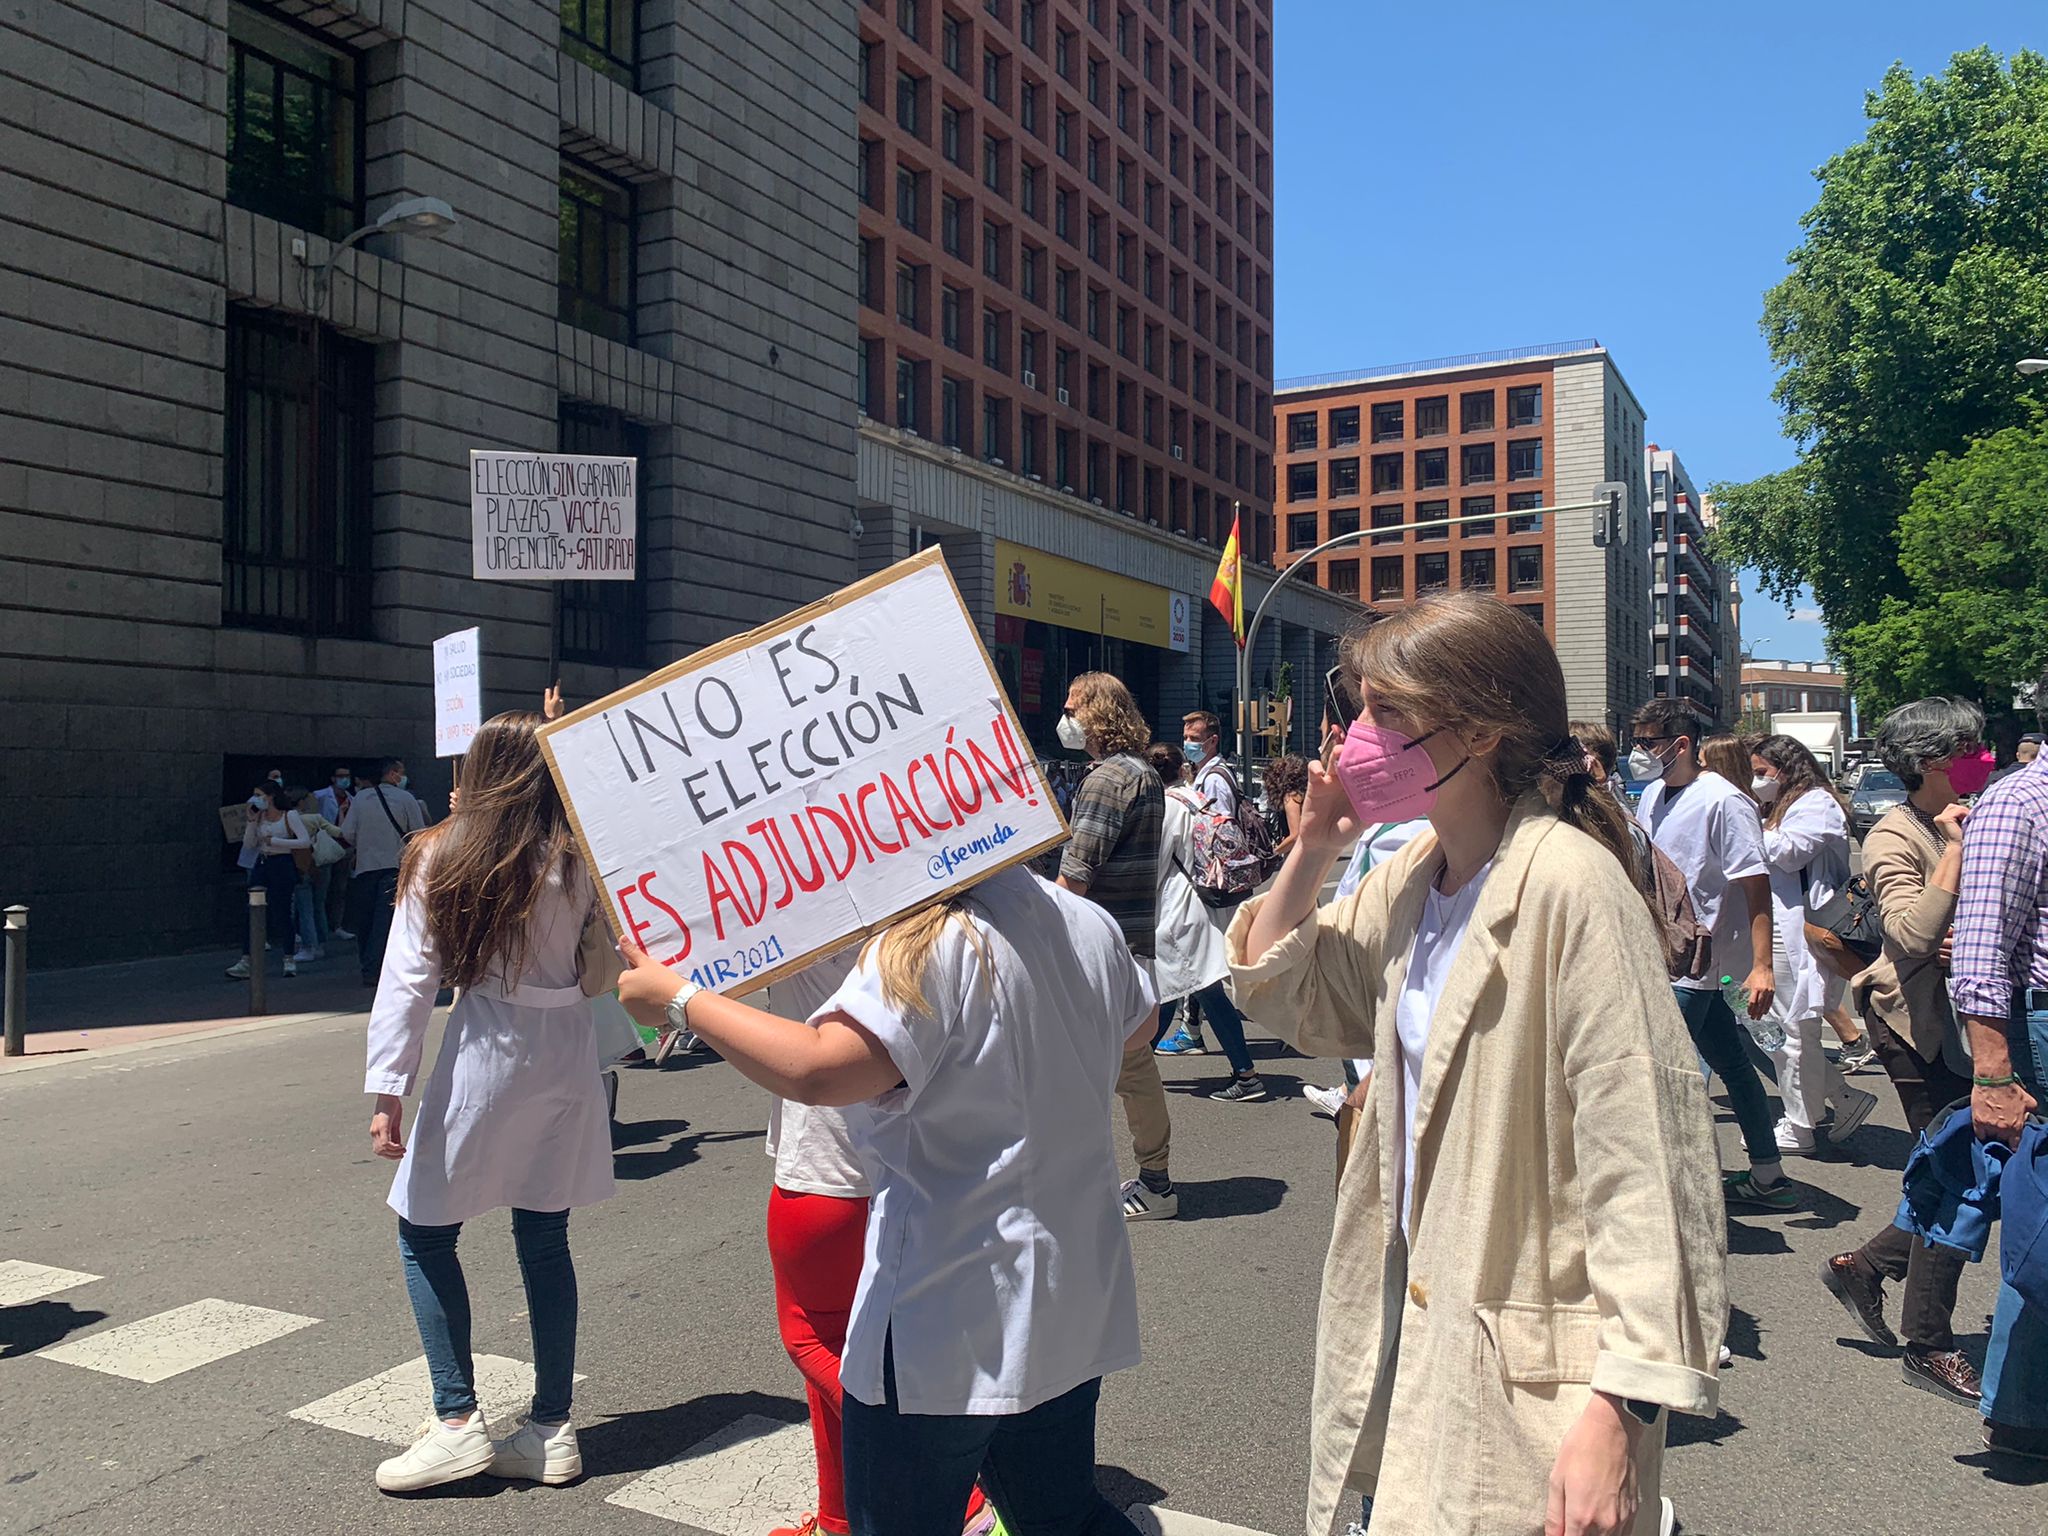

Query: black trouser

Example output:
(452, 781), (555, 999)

(1848, 1008), (1970, 1351)
(353, 867), (401, 983)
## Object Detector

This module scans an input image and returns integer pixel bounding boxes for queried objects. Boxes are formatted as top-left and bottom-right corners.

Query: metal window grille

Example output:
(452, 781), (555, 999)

(556, 403), (647, 667)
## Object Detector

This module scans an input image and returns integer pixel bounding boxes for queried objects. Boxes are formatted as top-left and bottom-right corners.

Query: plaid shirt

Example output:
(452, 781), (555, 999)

(1951, 757), (2048, 1020)
(1058, 753), (1162, 958)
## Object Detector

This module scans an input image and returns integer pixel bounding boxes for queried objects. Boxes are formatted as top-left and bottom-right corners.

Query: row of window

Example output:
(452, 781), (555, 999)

(1284, 494), (1547, 551)
(1286, 386), (1542, 453)
(1315, 548), (1544, 603)
(1286, 442), (1542, 500)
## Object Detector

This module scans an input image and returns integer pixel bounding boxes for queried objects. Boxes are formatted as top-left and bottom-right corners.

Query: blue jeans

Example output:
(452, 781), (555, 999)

(397, 1209), (577, 1423)
(842, 1342), (1138, 1536)
(1158, 982), (1255, 1075)
(1672, 985), (1779, 1168)
(292, 877), (327, 950)
(1983, 1004), (2048, 1429)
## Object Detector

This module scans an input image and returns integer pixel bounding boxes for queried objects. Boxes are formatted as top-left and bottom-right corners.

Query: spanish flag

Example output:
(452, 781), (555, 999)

(1209, 503), (1245, 648)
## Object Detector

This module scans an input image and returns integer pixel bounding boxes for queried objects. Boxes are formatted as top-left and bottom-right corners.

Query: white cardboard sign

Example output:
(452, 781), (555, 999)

(433, 627), (483, 758)
(470, 450), (637, 581)
(538, 549), (1067, 997)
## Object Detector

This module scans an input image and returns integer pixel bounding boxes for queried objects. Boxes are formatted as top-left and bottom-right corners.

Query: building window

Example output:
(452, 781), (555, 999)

(1287, 411), (1317, 452)
(221, 306), (373, 637)
(1507, 490), (1544, 532)
(1415, 394), (1448, 437)
(1328, 457), (1359, 497)
(1330, 406), (1360, 446)
(1054, 265), (1073, 321)
(1460, 442), (1494, 485)
(1417, 551), (1449, 592)
(983, 132), (1004, 192)
(896, 355), (923, 432)
(982, 306), (1004, 368)
(897, 69), (924, 134)
(983, 218), (1004, 279)
(941, 192), (964, 255)
(226, 3), (362, 241)
(941, 284), (964, 349)
(897, 165), (924, 231)
(900, 0), (920, 37)
(1020, 243), (1041, 301)
(1507, 438), (1543, 480)
(1286, 462), (1317, 501)
(944, 12), (964, 71)
(1370, 401), (1403, 442)
(983, 47), (1005, 105)
(1370, 504), (1403, 544)
(1507, 384), (1542, 427)
(1020, 79), (1040, 134)
(859, 137), (881, 207)
(1460, 390), (1494, 434)
(1328, 508), (1360, 539)
(1371, 556), (1404, 601)
(896, 260), (922, 328)
(942, 103), (963, 164)
(1329, 558), (1359, 598)
(1371, 452), (1403, 494)
(1415, 448), (1448, 489)
(559, 160), (636, 344)
(982, 394), (1004, 459)
(1459, 494), (1494, 536)
(857, 336), (876, 413)
(1416, 499), (1449, 541)
(559, 0), (637, 86)
(1460, 547), (1495, 591)
(1517, 603), (1543, 627)
(1287, 512), (1318, 551)
(555, 402), (647, 666)
(1510, 546), (1543, 591)
(940, 375), (964, 447)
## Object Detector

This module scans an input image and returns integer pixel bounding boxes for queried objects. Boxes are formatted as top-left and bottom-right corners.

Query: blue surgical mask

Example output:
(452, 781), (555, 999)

(1182, 740), (1207, 766)
(396, 774), (409, 791)
(333, 777), (350, 790)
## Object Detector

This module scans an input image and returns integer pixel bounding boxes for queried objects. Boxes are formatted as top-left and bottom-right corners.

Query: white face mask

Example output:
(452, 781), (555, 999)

(1752, 775), (1781, 803)
(1055, 713), (1088, 752)
(1627, 744), (1670, 782)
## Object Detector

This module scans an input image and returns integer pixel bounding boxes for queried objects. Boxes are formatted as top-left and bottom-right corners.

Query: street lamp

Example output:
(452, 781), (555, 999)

(2018, 358), (2048, 376)
(305, 195), (459, 311)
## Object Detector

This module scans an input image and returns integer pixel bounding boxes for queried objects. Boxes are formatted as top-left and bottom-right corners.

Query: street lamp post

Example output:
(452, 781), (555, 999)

(2017, 358), (2048, 376)
(303, 195), (459, 312)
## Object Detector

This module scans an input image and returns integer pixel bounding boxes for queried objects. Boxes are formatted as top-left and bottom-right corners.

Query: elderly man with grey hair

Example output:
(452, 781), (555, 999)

(1820, 695), (1986, 1408)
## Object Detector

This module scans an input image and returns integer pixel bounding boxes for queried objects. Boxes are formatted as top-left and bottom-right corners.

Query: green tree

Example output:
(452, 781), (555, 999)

(1834, 404), (2048, 718)
(1710, 48), (2048, 629)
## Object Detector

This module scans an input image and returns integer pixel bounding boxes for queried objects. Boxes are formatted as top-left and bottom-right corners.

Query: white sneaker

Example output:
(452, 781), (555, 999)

(292, 946), (319, 962)
(1660, 1495), (1675, 1536)
(224, 956), (251, 980)
(283, 957), (298, 977)
(332, 927), (357, 940)
(488, 1415), (581, 1485)
(1303, 1084), (1348, 1120)
(1718, 1343), (1733, 1367)
(376, 1412), (495, 1492)
(1828, 1085), (1880, 1144)
(1774, 1118), (1816, 1155)
(1120, 1177), (1179, 1221)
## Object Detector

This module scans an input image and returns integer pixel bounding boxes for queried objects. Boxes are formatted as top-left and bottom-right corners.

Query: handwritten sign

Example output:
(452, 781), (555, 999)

(539, 549), (1068, 997)
(470, 450), (636, 581)
(433, 627), (483, 757)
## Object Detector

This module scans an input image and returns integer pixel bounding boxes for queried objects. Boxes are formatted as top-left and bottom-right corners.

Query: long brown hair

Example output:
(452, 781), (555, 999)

(1699, 733), (1754, 795)
(398, 711), (577, 990)
(1754, 733), (1850, 828)
(1067, 671), (1151, 758)
(1340, 592), (1643, 890)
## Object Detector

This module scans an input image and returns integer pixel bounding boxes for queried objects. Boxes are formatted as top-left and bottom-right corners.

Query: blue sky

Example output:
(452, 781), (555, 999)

(1272, 1), (2040, 663)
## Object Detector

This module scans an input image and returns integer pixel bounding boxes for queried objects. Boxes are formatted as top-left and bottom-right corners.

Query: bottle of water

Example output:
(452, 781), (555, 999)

(1724, 974), (1785, 1051)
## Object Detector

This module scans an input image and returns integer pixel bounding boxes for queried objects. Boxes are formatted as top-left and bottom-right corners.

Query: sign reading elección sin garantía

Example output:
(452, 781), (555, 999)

(470, 450), (637, 581)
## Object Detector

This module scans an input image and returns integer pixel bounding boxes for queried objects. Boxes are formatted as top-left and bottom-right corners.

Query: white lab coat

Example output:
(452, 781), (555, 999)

(1760, 788), (1851, 1024)
(364, 856), (615, 1227)
(1151, 788), (1229, 1002)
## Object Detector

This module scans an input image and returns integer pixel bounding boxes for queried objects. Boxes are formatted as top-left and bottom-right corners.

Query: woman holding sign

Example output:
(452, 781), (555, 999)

(363, 710), (620, 1495)
(615, 866), (1156, 1536)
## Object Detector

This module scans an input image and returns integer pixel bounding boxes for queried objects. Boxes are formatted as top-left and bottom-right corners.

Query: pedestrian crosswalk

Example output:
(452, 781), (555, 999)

(11, 1254), (1280, 1535)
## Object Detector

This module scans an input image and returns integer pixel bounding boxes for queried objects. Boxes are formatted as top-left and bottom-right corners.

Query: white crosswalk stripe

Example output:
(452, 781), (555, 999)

(604, 1412), (815, 1528)
(37, 1298), (318, 1383)
(289, 1353), (587, 1445)
(0, 1259), (102, 1306)
(1126, 1505), (1282, 1536)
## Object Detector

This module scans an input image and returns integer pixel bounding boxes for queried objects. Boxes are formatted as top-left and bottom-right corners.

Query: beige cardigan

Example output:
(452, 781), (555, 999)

(1852, 805), (1958, 1064)
(1228, 796), (1725, 1536)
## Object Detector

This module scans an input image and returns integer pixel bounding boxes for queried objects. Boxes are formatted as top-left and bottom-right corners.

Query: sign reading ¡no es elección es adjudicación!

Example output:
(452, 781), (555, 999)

(470, 450), (637, 581)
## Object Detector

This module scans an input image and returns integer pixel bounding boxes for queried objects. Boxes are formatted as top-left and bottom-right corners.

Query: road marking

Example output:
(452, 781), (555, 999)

(290, 1354), (587, 1446)
(0, 1260), (102, 1306)
(1127, 1507), (1282, 1536)
(38, 1298), (318, 1383)
(605, 1412), (814, 1529)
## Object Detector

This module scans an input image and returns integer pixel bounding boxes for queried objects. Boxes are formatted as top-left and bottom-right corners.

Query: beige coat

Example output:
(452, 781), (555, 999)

(1228, 796), (1726, 1536)
(1851, 805), (1959, 1065)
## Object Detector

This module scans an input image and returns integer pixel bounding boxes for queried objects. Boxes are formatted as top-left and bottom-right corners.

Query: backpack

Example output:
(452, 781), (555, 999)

(1627, 821), (1712, 980)
(1187, 763), (1285, 908)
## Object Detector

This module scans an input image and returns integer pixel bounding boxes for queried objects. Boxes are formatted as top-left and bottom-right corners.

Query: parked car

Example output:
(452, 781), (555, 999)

(1849, 769), (1908, 840)
(1839, 760), (1870, 793)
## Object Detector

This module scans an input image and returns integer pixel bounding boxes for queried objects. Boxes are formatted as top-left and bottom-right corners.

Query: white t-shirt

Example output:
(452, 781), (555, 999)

(1637, 773), (1768, 992)
(820, 866), (1156, 1415)
(1193, 756), (1238, 819)
(1392, 860), (1493, 1238)
(763, 949), (869, 1199)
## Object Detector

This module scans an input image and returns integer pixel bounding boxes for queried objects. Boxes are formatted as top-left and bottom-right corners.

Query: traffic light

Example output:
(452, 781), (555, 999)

(1592, 480), (1629, 548)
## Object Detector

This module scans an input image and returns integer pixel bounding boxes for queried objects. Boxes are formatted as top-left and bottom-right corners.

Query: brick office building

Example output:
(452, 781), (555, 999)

(1, 0), (861, 964)
(849, 0), (1360, 755)
(1273, 340), (1656, 730)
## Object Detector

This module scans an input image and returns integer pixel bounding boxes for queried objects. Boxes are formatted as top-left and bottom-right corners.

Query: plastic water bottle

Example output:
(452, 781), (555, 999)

(1724, 974), (1785, 1051)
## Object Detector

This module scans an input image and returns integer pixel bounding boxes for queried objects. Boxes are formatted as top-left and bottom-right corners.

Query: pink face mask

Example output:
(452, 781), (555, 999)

(1333, 718), (1468, 823)
(1941, 747), (1997, 797)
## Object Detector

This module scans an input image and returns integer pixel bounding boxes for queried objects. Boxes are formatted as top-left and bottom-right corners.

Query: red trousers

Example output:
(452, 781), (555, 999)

(767, 1186), (869, 1536)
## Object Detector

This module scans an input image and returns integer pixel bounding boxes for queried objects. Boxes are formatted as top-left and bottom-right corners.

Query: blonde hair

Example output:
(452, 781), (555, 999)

(865, 897), (991, 1014)
(1068, 672), (1151, 758)
(1699, 734), (1753, 796)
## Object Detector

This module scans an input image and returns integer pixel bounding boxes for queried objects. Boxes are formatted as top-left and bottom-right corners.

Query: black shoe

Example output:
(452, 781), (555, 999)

(1982, 1419), (2048, 1461)
(1819, 1253), (1898, 1348)
(1902, 1347), (1981, 1408)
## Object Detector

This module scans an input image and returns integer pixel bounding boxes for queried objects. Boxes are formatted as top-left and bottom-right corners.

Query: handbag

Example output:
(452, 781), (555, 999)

(312, 826), (348, 868)
(1803, 869), (1886, 980)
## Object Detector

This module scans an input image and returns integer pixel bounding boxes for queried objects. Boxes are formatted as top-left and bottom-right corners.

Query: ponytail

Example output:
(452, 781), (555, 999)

(1535, 736), (1642, 888)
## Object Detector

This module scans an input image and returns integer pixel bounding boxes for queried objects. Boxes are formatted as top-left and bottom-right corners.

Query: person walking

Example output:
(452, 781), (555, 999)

(1233, 593), (1725, 1535)
(226, 781), (310, 980)
(341, 758), (426, 986)
(1153, 710), (1255, 1058)
(614, 865), (1156, 1536)
(315, 765), (359, 939)
(1056, 673), (1177, 1221)
(1984, 732), (2041, 790)
(1750, 735), (1881, 1153)
(363, 712), (619, 1493)
(1948, 695), (2048, 1462)
(1629, 700), (1792, 1211)
(1144, 743), (1265, 1104)
(289, 784), (343, 962)
(1819, 697), (1987, 1408)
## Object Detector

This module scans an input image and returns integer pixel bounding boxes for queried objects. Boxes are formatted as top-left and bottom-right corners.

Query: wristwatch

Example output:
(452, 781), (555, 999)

(665, 981), (702, 1035)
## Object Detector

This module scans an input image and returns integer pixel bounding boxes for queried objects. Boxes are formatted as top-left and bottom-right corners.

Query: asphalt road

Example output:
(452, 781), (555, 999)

(1, 990), (2041, 1536)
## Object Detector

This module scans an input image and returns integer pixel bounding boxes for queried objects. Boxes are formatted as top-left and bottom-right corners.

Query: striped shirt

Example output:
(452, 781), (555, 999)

(1950, 757), (2048, 1021)
(1059, 753), (1163, 958)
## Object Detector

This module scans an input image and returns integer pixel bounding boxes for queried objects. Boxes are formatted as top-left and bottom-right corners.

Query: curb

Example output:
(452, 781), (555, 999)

(0, 1008), (368, 1077)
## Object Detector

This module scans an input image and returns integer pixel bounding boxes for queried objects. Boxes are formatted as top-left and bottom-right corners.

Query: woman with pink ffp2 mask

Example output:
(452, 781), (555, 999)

(1228, 592), (1726, 1536)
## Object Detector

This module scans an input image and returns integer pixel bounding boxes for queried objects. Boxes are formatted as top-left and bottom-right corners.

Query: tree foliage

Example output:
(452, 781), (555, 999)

(1835, 404), (2048, 719)
(1710, 48), (2048, 629)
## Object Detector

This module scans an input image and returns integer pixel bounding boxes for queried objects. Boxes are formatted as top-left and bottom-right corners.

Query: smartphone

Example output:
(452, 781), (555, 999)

(1323, 664), (1359, 734)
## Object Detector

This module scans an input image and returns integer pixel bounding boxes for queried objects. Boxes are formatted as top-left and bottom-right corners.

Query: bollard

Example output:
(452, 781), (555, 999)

(3, 906), (25, 1057)
(247, 888), (268, 1017)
